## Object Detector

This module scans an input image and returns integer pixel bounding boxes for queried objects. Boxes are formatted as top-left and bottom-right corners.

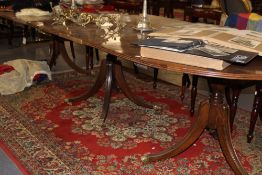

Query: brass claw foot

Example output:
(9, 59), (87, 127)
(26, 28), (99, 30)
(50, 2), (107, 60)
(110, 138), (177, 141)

(91, 70), (96, 76)
(141, 155), (149, 163)
(64, 99), (72, 105)
(153, 105), (162, 114)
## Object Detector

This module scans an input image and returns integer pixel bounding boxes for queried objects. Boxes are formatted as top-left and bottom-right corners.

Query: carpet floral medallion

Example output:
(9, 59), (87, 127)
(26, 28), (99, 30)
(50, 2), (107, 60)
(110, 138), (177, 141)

(0, 71), (262, 175)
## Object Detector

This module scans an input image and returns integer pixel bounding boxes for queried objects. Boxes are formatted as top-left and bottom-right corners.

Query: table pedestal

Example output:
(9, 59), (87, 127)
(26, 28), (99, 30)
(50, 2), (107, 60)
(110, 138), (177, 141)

(66, 54), (154, 121)
(142, 78), (248, 175)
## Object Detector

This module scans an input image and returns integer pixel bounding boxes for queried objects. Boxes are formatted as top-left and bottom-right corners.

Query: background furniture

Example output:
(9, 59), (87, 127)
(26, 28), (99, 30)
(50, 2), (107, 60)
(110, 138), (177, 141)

(148, 0), (191, 18)
(105, 0), (142, 14)
(184, 0), (262, 143)
(220, 0), (252, 15)
(251, 0), (262, 15)
(184, 6), (222, 24)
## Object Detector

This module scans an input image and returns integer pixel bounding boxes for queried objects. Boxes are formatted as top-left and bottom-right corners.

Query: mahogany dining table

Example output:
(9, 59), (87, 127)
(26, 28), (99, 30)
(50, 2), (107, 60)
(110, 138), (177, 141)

(1, 11), (262, 175)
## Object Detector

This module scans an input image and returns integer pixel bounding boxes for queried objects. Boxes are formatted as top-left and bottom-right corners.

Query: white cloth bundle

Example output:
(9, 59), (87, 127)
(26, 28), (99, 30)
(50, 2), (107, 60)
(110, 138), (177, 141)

(15, 8), (51, 17)
(0, 59), (51, 95)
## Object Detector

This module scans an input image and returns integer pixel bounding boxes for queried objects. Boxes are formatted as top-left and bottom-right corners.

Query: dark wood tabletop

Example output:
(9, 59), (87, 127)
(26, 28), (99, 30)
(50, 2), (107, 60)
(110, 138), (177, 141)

(1, 11), (261, 81)
(35, 14), (262, 81)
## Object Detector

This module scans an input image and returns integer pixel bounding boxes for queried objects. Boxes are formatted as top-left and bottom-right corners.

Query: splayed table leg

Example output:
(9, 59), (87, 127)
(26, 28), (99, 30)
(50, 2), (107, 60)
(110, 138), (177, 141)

(142, 79), (248, 175)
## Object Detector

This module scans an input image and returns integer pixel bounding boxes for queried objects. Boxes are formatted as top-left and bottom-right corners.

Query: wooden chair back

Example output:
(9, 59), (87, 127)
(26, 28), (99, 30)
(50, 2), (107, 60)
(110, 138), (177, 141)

(219, 0), (252, 15)
(108, 0), (142, 14)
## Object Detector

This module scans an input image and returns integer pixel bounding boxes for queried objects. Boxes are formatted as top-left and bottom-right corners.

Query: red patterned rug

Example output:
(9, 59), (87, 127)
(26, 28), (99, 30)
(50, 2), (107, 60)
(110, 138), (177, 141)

(0, 71), (261, 175)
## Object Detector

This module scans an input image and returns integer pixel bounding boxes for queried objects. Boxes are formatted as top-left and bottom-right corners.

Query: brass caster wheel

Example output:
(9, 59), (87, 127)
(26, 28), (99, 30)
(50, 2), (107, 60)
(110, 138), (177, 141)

(91, 70), (96, 76)
(153, 82), (157, 89)
(153, 105), (162, 114)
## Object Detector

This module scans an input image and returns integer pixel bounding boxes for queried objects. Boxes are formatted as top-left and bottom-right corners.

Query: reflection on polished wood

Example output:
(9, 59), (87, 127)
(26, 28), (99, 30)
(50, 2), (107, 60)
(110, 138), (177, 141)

(1, 12), (262, 174)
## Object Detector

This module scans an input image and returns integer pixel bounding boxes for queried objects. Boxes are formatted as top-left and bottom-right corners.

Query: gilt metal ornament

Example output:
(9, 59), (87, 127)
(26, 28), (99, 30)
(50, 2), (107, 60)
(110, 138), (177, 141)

(52, 5), (127, 32)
